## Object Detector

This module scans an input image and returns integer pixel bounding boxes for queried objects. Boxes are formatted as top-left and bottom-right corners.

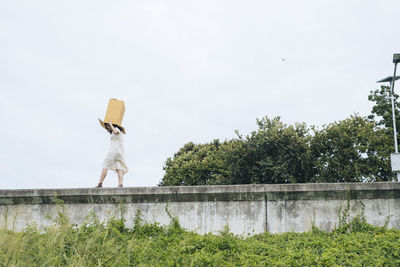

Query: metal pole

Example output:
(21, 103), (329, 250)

(390, 62), (398, 153)
(390, 62), (400, 181)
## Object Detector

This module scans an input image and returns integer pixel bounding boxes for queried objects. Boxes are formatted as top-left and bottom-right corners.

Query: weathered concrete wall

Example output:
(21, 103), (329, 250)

(0, 183), (399, 235)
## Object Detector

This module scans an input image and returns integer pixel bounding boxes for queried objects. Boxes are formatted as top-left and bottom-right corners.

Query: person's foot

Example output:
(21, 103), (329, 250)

(96, 183), (103, 188)
(118, 184), (123, 188)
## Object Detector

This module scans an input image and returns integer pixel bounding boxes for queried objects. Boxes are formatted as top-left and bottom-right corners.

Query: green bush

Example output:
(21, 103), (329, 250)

(161, 115), (394, 186)
(1, 213), (400, 266)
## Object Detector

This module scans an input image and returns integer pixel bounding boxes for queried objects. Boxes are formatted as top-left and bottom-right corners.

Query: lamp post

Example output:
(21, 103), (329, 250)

(377, 53), (400, 181)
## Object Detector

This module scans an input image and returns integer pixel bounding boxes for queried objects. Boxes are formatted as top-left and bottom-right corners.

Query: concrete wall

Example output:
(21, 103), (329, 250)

(1, 183), (399, 235)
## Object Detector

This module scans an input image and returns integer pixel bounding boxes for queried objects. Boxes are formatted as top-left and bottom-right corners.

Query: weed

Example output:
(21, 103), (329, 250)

(1, 202), (400, 266)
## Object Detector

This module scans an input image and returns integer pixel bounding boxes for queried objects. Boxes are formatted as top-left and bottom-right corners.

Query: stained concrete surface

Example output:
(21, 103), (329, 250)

(0, 183), (399, 235)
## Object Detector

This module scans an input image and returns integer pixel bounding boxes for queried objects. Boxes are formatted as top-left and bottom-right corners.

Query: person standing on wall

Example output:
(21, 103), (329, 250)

(96, 120), (128, 188)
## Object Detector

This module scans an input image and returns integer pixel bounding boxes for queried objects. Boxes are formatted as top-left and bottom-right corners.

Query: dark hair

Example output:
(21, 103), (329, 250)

(105, 124), (112, 134)
(105, 124), (123, 135)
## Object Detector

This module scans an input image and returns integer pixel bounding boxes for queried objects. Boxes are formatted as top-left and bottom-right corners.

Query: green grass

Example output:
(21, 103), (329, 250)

(1, 212), (400, 266)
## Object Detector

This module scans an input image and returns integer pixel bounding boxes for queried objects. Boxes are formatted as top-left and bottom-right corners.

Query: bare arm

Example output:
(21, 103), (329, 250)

(108, 120), (119, 134)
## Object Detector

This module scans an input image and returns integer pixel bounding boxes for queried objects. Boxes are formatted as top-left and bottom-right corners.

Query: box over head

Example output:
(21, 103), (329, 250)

(99, 98), (126, 134)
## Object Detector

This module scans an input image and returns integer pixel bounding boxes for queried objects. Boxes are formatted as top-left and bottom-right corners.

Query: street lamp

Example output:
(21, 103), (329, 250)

(377, 53), (400, 181)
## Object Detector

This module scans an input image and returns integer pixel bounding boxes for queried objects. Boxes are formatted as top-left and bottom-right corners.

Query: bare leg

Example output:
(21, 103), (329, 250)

(96, 168), (108, 188)
(117, 169), (123, 187)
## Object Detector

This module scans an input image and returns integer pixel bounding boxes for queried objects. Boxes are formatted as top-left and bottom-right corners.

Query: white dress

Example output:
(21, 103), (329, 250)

(102, 132), (128, 174)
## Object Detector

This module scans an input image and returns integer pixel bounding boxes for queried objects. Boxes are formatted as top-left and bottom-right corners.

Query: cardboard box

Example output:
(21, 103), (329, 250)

(99, 98), (126, 133)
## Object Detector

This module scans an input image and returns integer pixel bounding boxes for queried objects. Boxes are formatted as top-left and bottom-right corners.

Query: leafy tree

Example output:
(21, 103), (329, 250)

(368, 85), (400, 134)
(159, 140), (232, 186)
(232, 117), (314, 184)
(161, 113), (394, 186)
(310, 115), (393, 182)
(161, 117), (314, 185)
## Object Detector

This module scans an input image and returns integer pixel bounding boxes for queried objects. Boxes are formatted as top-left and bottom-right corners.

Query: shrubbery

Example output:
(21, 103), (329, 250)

(160, 85), (397, 186)
(161, 115), (393, 186)
(1, 210), (400, 266)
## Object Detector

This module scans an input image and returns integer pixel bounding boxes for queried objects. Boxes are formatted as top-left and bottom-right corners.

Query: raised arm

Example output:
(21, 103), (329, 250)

(108, 120), (119, 134)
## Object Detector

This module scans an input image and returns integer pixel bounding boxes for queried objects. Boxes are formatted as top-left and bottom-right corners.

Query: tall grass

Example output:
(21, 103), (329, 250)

(1, 209), (400, 266)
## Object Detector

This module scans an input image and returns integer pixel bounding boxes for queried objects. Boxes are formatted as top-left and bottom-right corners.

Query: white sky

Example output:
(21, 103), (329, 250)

(1, 0), (399, 189)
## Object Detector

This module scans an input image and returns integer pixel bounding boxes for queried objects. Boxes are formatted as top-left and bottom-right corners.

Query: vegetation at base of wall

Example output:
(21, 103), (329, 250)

(160, 86), (396, 185)
(1, 213), (400, 266)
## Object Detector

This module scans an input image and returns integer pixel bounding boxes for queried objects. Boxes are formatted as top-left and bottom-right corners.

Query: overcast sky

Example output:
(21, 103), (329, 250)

(1, 1), (399, 189)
